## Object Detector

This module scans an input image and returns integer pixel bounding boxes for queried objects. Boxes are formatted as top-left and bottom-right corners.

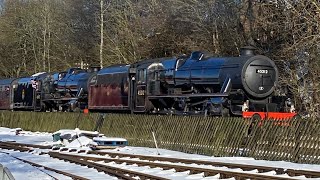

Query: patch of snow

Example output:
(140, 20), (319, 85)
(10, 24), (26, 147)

(53, 128), (100, 138)
(66, 136), (93, 148)
(93, 137), (127, 142)
(31, 72), (46, 77)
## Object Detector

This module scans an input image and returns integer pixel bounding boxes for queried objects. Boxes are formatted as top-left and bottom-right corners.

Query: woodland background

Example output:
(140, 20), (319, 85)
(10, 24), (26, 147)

(0, 0), (319, 117)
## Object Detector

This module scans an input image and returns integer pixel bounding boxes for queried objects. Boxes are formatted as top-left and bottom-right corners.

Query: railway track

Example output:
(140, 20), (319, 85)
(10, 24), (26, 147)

(0, 141), (168, 179)
(51, 151), (301, 180)
(1, 141), (320, 180)
(0, 154), (88, 180)
(0, 142), (116, 179)
(85, 150), (320, 179)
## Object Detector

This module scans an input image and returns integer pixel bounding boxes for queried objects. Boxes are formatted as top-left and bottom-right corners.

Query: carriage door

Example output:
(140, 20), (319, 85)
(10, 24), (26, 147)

(135, 69), (147, 111)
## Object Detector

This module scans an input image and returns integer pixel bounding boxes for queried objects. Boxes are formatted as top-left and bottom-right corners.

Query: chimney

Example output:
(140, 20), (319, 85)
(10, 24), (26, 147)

(240, 46), (256, 56)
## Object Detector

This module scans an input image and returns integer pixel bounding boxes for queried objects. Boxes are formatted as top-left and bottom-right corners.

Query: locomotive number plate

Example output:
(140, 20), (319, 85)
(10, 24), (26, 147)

(256, 69), (268, 74)
(138, 90), (145, 96)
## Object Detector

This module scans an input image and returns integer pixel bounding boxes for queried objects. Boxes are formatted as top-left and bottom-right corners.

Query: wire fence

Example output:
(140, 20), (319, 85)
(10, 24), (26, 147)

(0, 111), (319, 164)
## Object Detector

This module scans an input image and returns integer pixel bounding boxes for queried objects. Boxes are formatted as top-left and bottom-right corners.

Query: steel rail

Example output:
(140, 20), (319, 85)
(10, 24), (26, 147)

(0, 141), (52, 149)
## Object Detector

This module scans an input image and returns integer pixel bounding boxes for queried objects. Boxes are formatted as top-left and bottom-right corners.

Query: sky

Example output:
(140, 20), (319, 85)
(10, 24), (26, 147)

(0, 127), (320, 180)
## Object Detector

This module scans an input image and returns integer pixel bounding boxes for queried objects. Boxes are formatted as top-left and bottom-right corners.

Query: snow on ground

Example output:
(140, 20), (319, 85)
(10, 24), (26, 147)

(103, 146), (320, 172)
(0, 149), (115, 180)
(1, 127), (320, 180)
(0, 152), (68, 180)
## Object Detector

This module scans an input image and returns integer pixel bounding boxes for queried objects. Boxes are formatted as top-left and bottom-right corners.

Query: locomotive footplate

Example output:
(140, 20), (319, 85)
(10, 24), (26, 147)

(148, 92), (230, 99)
(43, 97), (79, 101)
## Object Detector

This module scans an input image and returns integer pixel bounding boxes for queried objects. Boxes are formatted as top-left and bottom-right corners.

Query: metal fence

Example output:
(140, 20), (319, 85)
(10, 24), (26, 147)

(0, 111), (319, 164)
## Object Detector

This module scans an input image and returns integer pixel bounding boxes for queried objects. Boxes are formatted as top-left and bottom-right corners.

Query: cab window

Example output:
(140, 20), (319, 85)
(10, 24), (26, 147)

(138, 69), (146, 83)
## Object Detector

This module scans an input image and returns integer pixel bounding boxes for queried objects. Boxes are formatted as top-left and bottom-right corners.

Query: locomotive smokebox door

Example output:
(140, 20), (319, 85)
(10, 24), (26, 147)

(242, 55), (278, 99)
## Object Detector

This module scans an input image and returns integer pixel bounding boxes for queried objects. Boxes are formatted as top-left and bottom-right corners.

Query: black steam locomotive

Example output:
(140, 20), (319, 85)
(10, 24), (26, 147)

(0, 47), (296, 119)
